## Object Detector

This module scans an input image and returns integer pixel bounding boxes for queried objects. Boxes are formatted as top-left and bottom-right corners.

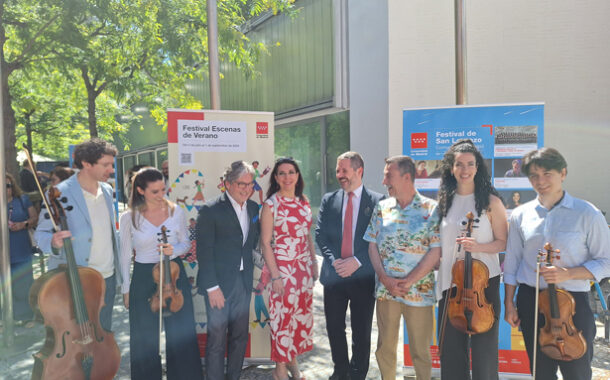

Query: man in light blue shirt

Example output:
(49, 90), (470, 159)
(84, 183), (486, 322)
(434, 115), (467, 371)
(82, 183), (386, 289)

(504, 147), (610, 380)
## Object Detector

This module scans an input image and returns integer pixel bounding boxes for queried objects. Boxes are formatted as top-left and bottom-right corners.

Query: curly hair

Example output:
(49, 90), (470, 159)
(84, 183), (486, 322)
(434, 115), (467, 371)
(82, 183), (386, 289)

(266, 157), (305, 200)
(73, 138), (117, 169)
(437, 139), (498, 217)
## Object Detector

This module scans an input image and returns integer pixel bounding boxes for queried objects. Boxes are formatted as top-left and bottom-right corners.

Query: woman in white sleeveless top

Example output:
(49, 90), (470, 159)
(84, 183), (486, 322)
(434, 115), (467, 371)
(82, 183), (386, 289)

(436, 140), (507, 380)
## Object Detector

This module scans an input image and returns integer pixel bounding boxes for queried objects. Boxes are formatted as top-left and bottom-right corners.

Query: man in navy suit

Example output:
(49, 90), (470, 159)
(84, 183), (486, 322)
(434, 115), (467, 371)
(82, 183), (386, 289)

(196, 160), (260, 380)
(316, 152), (384, 380)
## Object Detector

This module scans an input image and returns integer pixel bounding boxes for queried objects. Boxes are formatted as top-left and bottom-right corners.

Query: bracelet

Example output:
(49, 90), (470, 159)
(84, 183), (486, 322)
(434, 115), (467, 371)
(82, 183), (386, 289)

(271, 276), (282, 282)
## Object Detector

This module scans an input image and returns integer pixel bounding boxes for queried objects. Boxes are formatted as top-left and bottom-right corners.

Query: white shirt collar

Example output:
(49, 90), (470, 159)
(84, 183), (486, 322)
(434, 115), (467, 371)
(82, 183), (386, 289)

(82, 183), (103, 199)
(344, 184), (364, 199)
(226, 191), (247, 212)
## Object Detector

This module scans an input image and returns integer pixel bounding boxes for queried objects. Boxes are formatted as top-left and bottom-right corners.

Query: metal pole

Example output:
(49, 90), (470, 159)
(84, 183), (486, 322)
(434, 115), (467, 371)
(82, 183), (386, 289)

(455, 0), (467, 105)
(207, 0), (221, 110)
(0, 52), (15, 346)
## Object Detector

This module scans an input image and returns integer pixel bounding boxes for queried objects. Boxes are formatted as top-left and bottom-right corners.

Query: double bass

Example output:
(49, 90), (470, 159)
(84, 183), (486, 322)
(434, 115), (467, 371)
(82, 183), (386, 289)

(537, 242), (587, 361)
(29, 187), (120, 380)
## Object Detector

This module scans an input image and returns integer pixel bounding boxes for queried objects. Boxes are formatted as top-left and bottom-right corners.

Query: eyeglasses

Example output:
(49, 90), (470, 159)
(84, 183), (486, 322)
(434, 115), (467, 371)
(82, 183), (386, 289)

(6, 183), (12, 189)
(234, 181), (254, 189)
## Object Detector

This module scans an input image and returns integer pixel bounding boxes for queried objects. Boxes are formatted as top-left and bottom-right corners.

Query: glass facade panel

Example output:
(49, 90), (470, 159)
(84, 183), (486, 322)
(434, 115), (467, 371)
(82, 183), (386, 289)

(121, 155), (136, 203)
(123, 156), (136, 175)
(274, 111), (350, 217)
(137, 152), (154, 167)
(275, 120), (322, 214)
(325, 111), (350, 192)
(156, 149), (168, 169)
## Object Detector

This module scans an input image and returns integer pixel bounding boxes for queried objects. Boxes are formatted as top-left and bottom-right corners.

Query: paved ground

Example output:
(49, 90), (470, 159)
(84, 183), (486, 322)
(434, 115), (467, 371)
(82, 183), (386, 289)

(1, 258), (609, 379)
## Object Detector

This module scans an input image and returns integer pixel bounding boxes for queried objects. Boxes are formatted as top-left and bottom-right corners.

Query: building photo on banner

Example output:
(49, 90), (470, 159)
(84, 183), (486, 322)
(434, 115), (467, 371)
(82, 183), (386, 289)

(166, 109), (275, 364)
(403, 103), (544, 378)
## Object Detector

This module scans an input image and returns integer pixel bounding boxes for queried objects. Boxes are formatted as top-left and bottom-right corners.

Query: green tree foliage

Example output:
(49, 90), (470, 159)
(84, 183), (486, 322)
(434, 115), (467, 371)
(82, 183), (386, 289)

(11, 67), (90, 159)
(2, 0), (296, 170)
(1, 0), (67, 174)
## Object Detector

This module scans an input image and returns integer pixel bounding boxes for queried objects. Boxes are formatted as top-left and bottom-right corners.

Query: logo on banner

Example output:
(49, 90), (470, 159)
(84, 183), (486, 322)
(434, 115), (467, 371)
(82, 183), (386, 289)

(411, 133), (428, 149)
(256, 122), (269, 138)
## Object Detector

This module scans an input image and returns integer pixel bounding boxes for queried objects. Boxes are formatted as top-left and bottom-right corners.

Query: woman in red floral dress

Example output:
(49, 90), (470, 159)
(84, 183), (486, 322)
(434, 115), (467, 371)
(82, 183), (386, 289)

(261, 157), (318, 380)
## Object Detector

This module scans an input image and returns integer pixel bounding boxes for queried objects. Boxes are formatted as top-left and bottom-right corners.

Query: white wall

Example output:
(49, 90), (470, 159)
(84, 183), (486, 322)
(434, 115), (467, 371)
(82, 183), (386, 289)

(384, 0), (610, 220)
(388, 1), (455, 156)
(348, 0), (390, 192)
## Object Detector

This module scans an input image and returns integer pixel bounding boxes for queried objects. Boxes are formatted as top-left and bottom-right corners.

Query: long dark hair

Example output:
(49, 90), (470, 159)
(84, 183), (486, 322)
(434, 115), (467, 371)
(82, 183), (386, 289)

(266, 157), (305, 200)
(6, 173), (23, 198)
(438, 139), (498, 217)
(130, 167), (174, 228)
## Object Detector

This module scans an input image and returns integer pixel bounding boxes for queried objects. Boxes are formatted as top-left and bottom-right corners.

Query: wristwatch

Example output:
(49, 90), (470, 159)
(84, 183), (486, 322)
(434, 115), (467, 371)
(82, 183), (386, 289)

(25, 221), (29, 228)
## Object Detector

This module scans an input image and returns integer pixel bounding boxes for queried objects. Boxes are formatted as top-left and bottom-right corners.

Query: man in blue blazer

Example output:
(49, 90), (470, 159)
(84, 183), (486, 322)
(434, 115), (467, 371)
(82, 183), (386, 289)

(196, 160), (260, 380)
(316, 152), (384, 380)
(35, 138), (122, 332)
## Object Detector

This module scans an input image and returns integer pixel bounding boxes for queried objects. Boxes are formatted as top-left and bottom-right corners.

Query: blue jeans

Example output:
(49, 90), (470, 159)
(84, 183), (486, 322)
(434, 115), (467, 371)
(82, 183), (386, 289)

(100, 274), (116, 332)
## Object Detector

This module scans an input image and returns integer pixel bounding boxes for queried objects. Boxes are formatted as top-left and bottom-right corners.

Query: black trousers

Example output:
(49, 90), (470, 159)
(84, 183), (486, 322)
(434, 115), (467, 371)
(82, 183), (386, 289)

(516, 285), (595, 380)
(323, 276), (376, 380)
(438, 275), (501, 380)
(204, 272), (251, 380)
(129, 260), (203, 380)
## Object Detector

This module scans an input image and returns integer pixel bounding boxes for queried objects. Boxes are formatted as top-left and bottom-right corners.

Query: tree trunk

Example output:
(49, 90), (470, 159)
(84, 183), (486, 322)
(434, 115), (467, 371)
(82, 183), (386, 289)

(1, 0), (19, 178)
(25, 112), (32, 156)
(81, 67), (100, 138)
(87, 89), (98, 138)
(2, 67), (19, 178)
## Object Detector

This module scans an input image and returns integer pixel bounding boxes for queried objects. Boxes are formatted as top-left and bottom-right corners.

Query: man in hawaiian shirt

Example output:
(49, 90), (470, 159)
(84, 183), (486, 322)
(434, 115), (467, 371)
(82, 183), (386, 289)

(365, 155), (441, 380)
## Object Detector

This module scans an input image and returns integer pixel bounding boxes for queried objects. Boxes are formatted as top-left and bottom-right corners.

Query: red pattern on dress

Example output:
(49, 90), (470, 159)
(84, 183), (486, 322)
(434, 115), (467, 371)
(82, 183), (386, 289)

(266, 194), (314, 362)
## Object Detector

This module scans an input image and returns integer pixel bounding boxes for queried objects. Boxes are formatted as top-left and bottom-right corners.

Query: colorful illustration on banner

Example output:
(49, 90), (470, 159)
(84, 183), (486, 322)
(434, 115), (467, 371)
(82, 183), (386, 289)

(250, 160), (271, 205)
(217, 177), (226, 193)
(167, 169), (205, 212)
(179, 217), (198, 269)
(251, 270), (271, 329)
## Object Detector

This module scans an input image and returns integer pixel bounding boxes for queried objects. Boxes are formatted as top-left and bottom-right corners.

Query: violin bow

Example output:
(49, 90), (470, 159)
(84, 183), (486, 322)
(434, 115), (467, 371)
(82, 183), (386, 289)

(158, 238), (164, 358)
(532, 248), (544, 380)
(21, 144), (59, 231)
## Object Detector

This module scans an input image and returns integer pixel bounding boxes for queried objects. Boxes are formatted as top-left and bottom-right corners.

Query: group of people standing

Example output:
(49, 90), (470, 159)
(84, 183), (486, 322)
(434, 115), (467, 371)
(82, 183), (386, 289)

(25, 136), (609, 380)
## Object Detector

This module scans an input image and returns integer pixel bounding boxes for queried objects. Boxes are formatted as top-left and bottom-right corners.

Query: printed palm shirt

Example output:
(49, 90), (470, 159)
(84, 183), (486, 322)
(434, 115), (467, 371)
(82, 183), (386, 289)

(364, 192), (441, 306)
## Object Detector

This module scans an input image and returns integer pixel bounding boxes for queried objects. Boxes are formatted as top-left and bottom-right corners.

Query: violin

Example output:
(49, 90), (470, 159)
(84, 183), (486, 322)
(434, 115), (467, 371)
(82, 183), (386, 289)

(29, 187), (120, 380)
(537, 242), (587, 361)
(149, 226), (184, 316)
(447, 211), (495, 335)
